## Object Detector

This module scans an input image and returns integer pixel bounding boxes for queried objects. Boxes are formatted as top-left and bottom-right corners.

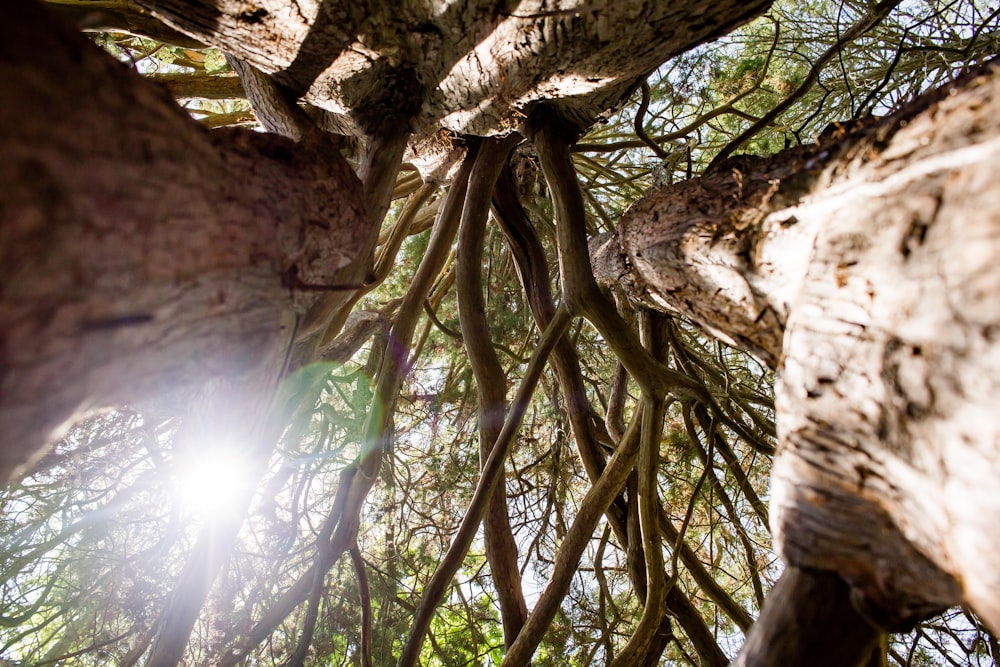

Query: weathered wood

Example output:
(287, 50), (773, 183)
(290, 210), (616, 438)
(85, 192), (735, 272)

(147, 73), (246, 101)
(136, 0), (772, 139)
(600, 61), (1000, 640)
(0, 1), (367, 480)
(732, 566), (881, 667)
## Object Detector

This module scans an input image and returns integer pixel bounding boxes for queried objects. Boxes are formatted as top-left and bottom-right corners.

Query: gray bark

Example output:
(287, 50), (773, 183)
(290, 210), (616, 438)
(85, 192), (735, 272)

(599, 61), (1000, 648)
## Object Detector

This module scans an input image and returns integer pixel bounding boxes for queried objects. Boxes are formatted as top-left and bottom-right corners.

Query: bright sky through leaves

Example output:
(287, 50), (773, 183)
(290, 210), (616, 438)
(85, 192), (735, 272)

(1, 1), (997, 664)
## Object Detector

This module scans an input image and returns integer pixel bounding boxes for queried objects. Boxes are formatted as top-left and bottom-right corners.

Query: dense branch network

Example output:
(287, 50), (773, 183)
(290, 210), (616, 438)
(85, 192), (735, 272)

(1, 1), (998, 667)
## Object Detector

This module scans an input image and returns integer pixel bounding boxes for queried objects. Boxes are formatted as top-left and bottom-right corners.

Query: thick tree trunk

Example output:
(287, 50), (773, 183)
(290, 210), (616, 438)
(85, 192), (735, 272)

(11, 0), (997, 662)
(598, 61), (1000, 650)
(0, 2), (368, 480)
(136, 0), (772, 139)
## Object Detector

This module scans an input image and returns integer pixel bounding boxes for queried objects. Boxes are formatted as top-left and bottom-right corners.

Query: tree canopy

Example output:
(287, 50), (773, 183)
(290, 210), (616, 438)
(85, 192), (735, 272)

(1, 1), (999, 666)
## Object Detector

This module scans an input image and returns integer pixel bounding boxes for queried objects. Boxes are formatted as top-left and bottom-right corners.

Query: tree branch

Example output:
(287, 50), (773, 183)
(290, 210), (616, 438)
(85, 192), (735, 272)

(527, 108), (705, 400)
(454, 136), (528, 647)
(710, 0), (904, 167)
(397, 304), (573, 667)
(732, 567), (881, 667)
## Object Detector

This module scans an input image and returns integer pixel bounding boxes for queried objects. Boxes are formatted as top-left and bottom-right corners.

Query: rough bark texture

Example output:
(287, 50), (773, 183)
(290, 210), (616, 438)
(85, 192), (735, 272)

(0, 2), (368, 480)
(148, 72), (246, 100)
(45, 0), (207, 47)
(599, 61), (1000, 641)
(137, 0), (772, 139)
(11, 0), (998, 662)
(731, 566), (881, 667)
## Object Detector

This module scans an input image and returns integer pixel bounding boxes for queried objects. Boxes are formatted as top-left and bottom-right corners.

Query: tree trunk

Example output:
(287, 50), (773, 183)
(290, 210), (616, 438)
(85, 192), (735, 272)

(136, 0), (772, 140)
(597, 61), (1000, 648)
(10, 0), (999, 663)
(730, 566), (881, 667)
(6, 0), (781, 477)
(0, 1), (368, 480)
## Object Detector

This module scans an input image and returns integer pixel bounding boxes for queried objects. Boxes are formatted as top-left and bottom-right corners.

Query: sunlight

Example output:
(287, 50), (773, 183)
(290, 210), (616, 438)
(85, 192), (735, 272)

(172, 441), (255, 519)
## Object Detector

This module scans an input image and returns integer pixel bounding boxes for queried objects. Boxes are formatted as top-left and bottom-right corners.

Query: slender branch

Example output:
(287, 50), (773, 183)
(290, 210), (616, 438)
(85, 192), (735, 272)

(500, 399), (648, 666)
(656, 506), (754, 631)
(324, 138), (475, 557)
(610, 314), (668, 667)
(493, 162), (632, 544)
(374, 182), (439, 282)
(455, 135), (528, 646)
(634, 82), (670, 159)
(397, 304), (574, 667)
(33, 627), (137, 667)
(688, 409), (766, 607)
(664, 585), (729, 667)
(710, 0), (904, 168)
(665, 323), (775, 458)
(283, 563), (324, 667)
(528, 109), (704, 400)
(142, 324), (310, 667)
(605, 361), (629, 442)
(350, 546), (374, 667)
(575, 18), (779, 156)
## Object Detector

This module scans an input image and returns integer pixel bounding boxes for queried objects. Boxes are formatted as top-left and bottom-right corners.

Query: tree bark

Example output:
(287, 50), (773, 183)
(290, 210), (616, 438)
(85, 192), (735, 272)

(598, 61), (1000, 647)
(731, 566), (881, 667)
(45, 0), (207, 47)
(136, 0), (772, 139)
(0, 1), (368, 480)
(455, 137), (529, 647)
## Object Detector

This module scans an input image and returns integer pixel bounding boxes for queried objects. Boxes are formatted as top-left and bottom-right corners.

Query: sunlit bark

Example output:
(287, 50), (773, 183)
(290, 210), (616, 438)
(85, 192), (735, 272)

(137, 0), (772, 139)
(601, 62), (1000, 653)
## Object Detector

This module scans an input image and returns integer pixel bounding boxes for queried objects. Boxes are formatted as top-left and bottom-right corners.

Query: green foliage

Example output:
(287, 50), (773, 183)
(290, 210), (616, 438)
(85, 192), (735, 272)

(3, 1), (998, 666)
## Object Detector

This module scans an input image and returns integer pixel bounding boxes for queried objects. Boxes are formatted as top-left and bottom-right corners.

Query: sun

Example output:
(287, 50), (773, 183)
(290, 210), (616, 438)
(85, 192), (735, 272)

(172, 442), (256, 519)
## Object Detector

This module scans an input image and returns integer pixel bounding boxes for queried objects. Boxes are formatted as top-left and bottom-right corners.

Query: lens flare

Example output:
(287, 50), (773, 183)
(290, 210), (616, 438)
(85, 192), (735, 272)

(173, 442), (254, 519)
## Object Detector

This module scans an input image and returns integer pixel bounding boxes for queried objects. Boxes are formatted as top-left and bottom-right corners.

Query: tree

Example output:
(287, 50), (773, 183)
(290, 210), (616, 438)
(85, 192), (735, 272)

(1, 0), (999, 665)
(596, 57), (1000, 664)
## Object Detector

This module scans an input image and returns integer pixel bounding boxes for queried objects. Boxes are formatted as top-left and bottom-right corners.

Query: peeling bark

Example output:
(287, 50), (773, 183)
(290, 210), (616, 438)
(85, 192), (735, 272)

(601, 61), (1000, 644)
